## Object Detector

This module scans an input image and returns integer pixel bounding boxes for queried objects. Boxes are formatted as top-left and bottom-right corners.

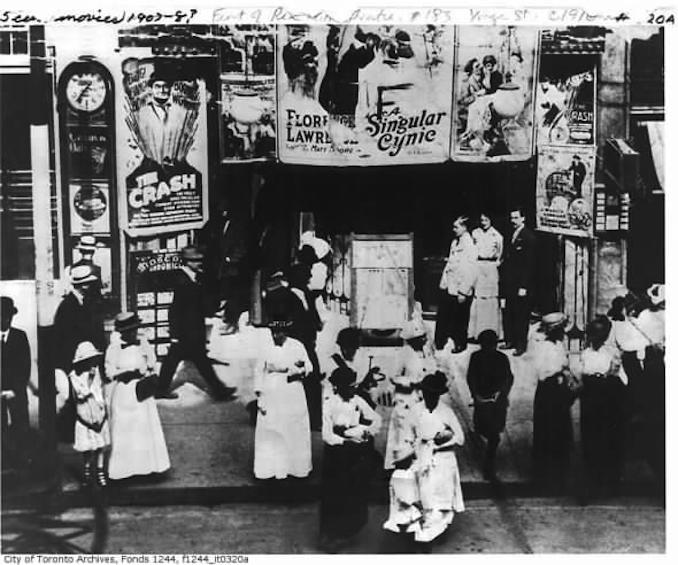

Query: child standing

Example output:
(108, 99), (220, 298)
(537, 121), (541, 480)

(68, 341), (110, 487)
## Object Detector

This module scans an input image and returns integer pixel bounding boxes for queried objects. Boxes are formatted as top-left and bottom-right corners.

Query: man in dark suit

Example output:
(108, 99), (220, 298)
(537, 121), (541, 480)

(1, 296), (31, 467)
(499, 207), (537, 356)
(157, 246), (237, 401)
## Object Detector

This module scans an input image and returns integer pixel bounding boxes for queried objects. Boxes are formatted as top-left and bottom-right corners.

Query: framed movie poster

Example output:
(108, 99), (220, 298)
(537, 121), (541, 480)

(277, 25), (453, 166)
(117, 50), (209, 236)
(536, 145), (595, 238)
(451, 26), (538, 162)
(535, 53), (596, 146)
(218, 25), (277, 162)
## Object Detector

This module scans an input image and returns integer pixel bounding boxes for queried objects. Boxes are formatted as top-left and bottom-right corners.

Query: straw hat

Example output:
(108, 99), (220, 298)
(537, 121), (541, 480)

(540, 312), (568, 330)
(181, 246), (204, 261)
(114, 312), (142, 333)
(72, 341), (102, 365)
(401, 319), (426, 341)
(76, 235), (97, 252)
(70, 264), (98, 286)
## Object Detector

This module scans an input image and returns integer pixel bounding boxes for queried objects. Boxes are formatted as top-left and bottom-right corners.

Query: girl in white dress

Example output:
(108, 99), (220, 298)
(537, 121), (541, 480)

(106, 312), (170, 480)
(253, 320), (312, 480)
(68, 342), (110, 487)
(384, 319), (437, 470)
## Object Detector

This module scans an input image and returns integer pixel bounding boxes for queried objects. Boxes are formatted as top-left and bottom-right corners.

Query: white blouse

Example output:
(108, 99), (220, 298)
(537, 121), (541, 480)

(322, 394), (382, 446)
(532, 339), (569, 382)
(580, 345), (624, 385)
(471, 226), (503, 262)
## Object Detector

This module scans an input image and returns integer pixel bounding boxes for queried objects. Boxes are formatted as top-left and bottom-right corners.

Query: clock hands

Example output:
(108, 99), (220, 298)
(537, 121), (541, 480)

(76, 83), (92, 104)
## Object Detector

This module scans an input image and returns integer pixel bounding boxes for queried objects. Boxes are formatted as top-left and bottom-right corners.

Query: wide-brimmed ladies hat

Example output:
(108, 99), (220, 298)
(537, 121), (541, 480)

(72, 341), (102, 365)
(115, 312), (142, 333)
(420, 371), (449, 395)
(540, 312), (568, 331)
(401, 319), (427, 341)
(70, 264), (99, 286)
(647, 283), (665, 306)
(329, 366), (357, 388)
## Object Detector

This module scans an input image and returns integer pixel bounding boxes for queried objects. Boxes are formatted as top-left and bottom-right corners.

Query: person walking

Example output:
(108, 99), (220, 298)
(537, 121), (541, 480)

(253, 319), (312, 481)
(531, 313), (576, 484)
(578, 316), (626, 493)
(469, 213), (503, 340)
(319, 366), (382, 552)
(466, 329), (514, 481)
(106, 312), (170, 481)
(156, 246), (237, 401)
(435, 216), (478, 353)
(500, 207), (536, 356)
(1, 296), (31, 468)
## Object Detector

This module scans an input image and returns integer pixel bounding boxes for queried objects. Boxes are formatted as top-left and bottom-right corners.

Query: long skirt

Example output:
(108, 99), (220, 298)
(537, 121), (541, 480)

(108, 381), (170, 480)
(580, 375), (627, 485)
(468, 262), (502, 339)
(414, 450), (465, 542)
(254, 380), (312, 479)
(384, 392), (420, 469)
(320, 443), (372, 538)
(532, 376), (573, 476)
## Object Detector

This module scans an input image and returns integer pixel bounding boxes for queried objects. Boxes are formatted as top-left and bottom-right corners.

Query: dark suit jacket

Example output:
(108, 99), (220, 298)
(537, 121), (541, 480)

(52, 292), (105, 372)
(287, 288), (322, 348)
(500, 226), (537, 298)
(1, 327), (31, 433)
(168, 270), (210, 349)
(467, 348), (514, 400)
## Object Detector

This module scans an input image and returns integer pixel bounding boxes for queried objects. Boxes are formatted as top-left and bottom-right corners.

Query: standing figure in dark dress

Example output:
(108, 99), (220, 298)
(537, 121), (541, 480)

(466, 329), (514, 481)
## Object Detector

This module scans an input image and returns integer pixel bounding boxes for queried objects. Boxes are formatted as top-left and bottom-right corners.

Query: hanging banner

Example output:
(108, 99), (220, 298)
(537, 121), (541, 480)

(218, 25), (277, 162)
(277, 25), (453, 166)
(535, 52), (596, 146)
(536, 145), (595, 238)
(117, 51), (209, 236)
(451, 26), (537, 162)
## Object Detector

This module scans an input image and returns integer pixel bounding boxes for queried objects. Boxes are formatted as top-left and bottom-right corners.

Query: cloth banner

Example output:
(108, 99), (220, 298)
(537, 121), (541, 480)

(535, 51), (596, 146)
(117, 51), (209, 236)
(277, 25), (453, 165)
(536, 145), (595, 238)
(451, 26), (537, 162)
(219, 25), (277, 162)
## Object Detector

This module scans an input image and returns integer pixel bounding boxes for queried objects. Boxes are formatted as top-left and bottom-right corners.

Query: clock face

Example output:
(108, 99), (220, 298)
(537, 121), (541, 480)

(65, 71), (108, 113)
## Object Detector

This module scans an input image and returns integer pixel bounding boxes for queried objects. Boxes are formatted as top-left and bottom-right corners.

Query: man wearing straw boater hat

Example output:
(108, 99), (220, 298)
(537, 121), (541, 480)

(156, 245), (237, 401)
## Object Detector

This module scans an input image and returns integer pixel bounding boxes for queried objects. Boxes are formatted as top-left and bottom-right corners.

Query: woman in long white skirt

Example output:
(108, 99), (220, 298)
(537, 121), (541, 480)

(253, 320), (312, 480)
(106, 313), (170, 480)
(469, 213), (503, 339)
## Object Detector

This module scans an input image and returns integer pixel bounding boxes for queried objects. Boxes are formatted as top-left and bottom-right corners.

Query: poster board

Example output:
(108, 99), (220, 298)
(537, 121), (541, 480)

(350, 234), (413, 330)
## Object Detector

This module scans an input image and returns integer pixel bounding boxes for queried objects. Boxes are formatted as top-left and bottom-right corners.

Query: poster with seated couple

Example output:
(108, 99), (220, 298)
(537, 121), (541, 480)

(277, 25), (453, 165)
(116, 49), (209, 237)
(451, 26), (538, 162)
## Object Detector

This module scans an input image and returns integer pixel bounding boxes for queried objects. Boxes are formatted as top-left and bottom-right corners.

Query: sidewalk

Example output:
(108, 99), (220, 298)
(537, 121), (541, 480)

(4, 317), (658, 509)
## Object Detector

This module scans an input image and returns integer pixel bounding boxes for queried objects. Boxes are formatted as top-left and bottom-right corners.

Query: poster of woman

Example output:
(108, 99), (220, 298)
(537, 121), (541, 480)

(117, 52), (209, 236)
(218, 25), (276, 162)
(451, 26), (537, 162)
(277, 25), (453, 166)
(536, 145), (595, 238)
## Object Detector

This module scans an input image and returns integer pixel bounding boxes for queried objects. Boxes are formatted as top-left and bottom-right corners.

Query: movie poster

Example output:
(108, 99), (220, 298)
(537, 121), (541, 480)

(117, 52), (209, 236)
(536, 145), (595, 237)
(451, 26), (537, 162)
(218, 25), (277, 162)
(535, 52), (596, 146)
(277, 25), (453, 165)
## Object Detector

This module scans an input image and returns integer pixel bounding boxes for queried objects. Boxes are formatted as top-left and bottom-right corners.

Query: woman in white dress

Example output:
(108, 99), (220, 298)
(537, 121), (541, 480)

(253, 320), (312, 480)
(384, 319), (437, 470)
(106, 312), (170, 481)
(469, 213), (503, 339)
(384, 371), (465, 543)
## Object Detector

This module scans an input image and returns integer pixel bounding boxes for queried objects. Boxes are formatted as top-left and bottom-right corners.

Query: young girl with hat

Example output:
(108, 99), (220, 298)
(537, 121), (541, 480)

(384, 319), (437, 470)
(253, 319), (312, 480)
(69, 341), (110, 487)
(384, 371), (465, 543)
(319, 366), (382, 551)
(105, 312), (170, 481)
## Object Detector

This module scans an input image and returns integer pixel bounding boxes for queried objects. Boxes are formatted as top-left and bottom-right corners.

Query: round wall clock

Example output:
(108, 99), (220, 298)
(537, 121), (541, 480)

(65, 70), (108, 113)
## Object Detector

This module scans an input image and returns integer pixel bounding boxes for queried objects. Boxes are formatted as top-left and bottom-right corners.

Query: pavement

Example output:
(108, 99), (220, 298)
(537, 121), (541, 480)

(2, 314), (660, 510)
(0, 499), (665, 554)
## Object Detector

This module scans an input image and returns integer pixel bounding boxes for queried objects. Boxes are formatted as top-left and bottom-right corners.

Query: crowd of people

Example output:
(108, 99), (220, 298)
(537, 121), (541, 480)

(0, 216), (666, 551)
